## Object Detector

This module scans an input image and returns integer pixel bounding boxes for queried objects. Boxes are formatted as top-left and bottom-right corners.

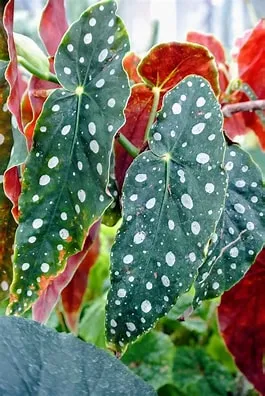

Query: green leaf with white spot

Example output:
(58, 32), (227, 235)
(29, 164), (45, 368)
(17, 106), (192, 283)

(194, 145), (265, 305)
(102, 157), (121, 227)
(106, 75), (227, 348)
(8, 0), (130, 315)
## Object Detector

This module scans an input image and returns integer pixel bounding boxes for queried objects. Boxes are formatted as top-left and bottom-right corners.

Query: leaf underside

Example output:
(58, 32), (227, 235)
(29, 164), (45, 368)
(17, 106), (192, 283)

(106, 75), (227, 348)
(8, 0), (130, 315)
(194, 145), (265, 305)
(0, 316), (156, 396)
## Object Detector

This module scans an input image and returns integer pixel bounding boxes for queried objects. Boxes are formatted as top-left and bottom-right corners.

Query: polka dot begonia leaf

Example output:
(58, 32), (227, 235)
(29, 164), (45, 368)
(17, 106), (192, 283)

(7, 0), (130, 315)
(194, 145), (265, 306)
(106, 75), (227, 348)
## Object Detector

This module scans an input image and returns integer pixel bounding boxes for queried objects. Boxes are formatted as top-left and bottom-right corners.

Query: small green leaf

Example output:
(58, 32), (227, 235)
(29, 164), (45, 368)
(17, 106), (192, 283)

(194, 145), (265, 305)
(8, 0), (130, 315)
(106, 75), (227, 347)
(0, 316), (156, 396)
(172, 347), (235, 396)
(79, 295), (106, 349)
(122, 331), (175, 390)
(7, 120), (28, 169)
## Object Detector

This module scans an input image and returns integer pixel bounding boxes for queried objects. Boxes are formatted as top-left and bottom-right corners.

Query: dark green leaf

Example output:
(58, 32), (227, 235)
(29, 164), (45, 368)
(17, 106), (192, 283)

(172, 347), (235, 396)
(106, 75), (227, 347)
(122, 331), (175, 390)
(194, 145), (265, 305)
(0, 316), (156, 396)
(8, 0), (130, 315)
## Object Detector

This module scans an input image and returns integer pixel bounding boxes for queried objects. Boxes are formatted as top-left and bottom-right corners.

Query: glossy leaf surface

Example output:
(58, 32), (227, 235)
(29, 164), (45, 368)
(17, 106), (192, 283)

(138, 42), (219, 95)
(8, 0), (130, 315)
(194, 145), (265, 305)
(0, 316), (156, 396)
(106, 76), (226, 347)
(218, 249), (265, 395)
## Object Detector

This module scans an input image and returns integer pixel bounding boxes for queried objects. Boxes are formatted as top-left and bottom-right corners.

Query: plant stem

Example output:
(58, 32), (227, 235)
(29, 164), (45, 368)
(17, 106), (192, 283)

(222, 100), (265, 117)
(116, 132), (140, 158)
(17, 56), (59, 84)
(144, 86), (160, 141)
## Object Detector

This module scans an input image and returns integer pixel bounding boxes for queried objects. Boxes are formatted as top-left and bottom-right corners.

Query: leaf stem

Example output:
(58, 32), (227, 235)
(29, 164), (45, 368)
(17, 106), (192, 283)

(116, 132), (140, 158)
(17, 56), (59, 84)
(144, 86), (160, 141)
(222, 99), (265, 117)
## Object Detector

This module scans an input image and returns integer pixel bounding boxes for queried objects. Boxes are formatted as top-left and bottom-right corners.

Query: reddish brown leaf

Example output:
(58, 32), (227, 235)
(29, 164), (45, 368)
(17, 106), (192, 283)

(3, 0), (24, 132)
(114, 84), (154, 190)
(24, 72), (59, 148)
(39, 0), (68, 56)
(61, 236), (100, 333)
(32, 222), (100, 324)
(223, 112), (247, 140)
(138, 42), (219, 95)
(187, 31), (229, 93)
(237, 20), (265, 100)
(231, 29), (252, 61)
(218, 249), (265, 395)
(3, 166), (21, 222)
(123, 52), (141, 84)
(21, 90), (33, 129)
(235, 20), (265, 148)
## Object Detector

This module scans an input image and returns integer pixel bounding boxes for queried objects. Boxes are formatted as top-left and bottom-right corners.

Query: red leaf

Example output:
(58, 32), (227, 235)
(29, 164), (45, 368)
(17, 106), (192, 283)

(114, 84), (154, 190)
(224, 112), (247, 140)
(123, 52), (141, 84)
(3, 0), (25, 133)
(32, 222), (100, 324)
(236, 20), (265, 148)
(187, 31), (229, 93)
(3, 166), (21, 222)
(138, 42), (219, 95)
(39, 0), (68, 56)
(61, 236), (100, 333)
(237, 20), (265, 99)
(231, 29), (252, 61)
(218, 249), (265, 395)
